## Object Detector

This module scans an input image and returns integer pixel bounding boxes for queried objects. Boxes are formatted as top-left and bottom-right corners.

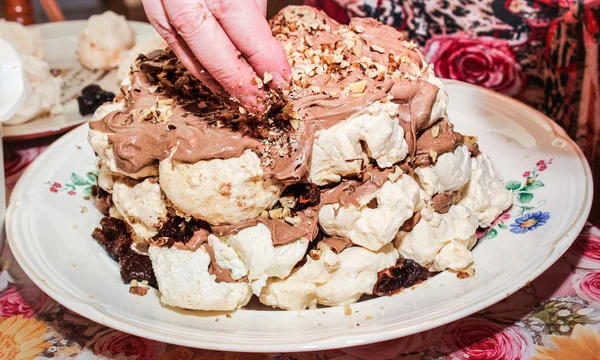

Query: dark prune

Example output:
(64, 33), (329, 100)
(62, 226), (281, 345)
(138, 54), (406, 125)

(78, 84), (116, 116)
(373, 257), (432, 296)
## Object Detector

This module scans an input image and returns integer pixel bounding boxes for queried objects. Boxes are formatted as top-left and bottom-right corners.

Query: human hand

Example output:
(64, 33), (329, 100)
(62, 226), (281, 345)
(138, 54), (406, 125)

(141, 0), (291, 113)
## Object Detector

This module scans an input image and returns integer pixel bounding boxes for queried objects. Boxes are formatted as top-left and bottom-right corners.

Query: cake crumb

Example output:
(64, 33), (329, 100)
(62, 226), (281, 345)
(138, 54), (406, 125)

(226, 314), (232, 318)
(365, 316), (373, 321)
(344, 303), (352, 315)
(457, 268), (475, 279)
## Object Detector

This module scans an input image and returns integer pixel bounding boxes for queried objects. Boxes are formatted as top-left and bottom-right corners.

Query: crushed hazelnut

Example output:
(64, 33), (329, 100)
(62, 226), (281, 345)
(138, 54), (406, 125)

(290, 119), (300, 131)
(370, 44), (385, 54)
(281, 206), (292, 219)
(463, 135), (478, 145)
(431, 125), (440, 138)
(269, 208), (284, 219)
(263, 71), (273, 84)
(279, 195), (297, 208)
(387, 166), (402, 182)
(348, 80), (367, 94)
(457, 268), (475, 279)
(429, 150), (438, 162)
(261, 210), (269, 219)
(284, 216), (302, 226)
(344, 303), (352, 315)
(311, 86), (321, 94)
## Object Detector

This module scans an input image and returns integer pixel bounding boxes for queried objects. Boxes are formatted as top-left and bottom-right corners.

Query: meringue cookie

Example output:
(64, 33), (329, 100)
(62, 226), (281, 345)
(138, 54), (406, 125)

(5, 55), (62, 125)
(159, 150), (283, 225)
(414, 145), (471, 197)
(459, 154), (513, 228)
(208, 235), (248, 281)
(319, 174), (421, 251)
(222, 223), (309, 295)
(310, 101), (409, 186)
(149, 246), (252, 311)
(112, 177), (168, 240)
(260, 247), (340, 310)
(77, 11), (135, 70)
(394, 204), (478, 272)
(0, 19), (43, 58)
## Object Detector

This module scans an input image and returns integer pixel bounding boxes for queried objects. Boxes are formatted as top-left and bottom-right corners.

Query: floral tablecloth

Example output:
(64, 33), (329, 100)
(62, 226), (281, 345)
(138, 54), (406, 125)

(1, 137), (599, 360)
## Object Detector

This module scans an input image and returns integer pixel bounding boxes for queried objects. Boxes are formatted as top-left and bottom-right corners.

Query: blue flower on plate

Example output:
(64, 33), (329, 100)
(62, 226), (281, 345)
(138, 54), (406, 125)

(509, 211), (550, 234)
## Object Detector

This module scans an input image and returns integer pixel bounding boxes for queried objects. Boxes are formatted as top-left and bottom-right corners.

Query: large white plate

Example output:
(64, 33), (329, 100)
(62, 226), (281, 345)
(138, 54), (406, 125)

(2, 20), (157, 141)
(6, 80), (592, 352)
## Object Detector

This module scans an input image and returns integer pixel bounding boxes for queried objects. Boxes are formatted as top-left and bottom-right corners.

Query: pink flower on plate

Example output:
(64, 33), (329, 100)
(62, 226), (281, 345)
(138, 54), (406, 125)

(572, 271), (600, 303)
(523, 171), (531, 177)
(85, 329), (165, 360)
(443, 317), (533, 360)
(536, 160), (545, 166)
(0, 284), (58, 319)
(424, 34), (524, 96)
(567, 232), (600, 270)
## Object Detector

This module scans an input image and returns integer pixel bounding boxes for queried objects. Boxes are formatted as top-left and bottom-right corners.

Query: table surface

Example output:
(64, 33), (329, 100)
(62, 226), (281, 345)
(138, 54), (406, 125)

(1, 135), (599, 360)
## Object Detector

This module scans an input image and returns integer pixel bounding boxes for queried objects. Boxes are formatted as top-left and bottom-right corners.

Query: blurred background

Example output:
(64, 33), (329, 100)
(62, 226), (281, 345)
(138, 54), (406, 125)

(0, 0), (304, 23)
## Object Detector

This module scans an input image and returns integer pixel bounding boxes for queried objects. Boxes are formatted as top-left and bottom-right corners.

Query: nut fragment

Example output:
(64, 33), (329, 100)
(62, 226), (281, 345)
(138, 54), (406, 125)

(370, 44), (385, 54)
(348, 80), (367, 94)
(284, 216), (302, 226)
(431, 125), (440, 138)
(463, 135), (478, 145)
(263, 71), (273, 84)
(261, 210), (269, 219)
(269, 208), (283, 219)
(311, 86), (321, 94)
(429, 150), (438, 162)
(290, 119), (300, 131)
(281, 206), (291, 219)
(279, 195), (297, 208)
(344, 303), (352, 315)
(457, 268), (475, 279)
(387, 166), (403, 183)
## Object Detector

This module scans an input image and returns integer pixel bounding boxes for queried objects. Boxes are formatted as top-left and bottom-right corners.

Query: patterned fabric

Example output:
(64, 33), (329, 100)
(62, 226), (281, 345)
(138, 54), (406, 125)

(306, 0), (600, 169)
(1, 143), (600, 360)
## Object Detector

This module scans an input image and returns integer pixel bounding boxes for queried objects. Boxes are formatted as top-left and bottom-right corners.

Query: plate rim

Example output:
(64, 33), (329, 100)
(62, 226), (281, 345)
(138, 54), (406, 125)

(6, 80), (594, 352)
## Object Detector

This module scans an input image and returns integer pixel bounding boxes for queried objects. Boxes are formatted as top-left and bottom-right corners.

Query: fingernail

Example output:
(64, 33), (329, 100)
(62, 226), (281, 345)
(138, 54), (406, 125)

(269, 72), (290, 90)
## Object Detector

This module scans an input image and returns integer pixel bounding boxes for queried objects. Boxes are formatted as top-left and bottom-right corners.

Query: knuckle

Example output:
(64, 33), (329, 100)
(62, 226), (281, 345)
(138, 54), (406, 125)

(169, 8), (205, 37)
(206, 0), (238, 17)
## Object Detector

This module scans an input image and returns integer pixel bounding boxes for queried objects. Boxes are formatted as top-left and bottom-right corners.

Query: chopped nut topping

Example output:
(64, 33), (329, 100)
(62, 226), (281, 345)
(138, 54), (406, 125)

(429, 150), (438, 162)
(457, 268), (475, 279)
(261, 210), (269, 219)
(431, 125), (440, 138)
(279, 195), (297, 208)
(353, 25), (365, 33)
(311, 86), (321, 94)
(463, 135), (478, 145)
(290, 119), (300, 131)
(263, 71), (273, 84)
(281, 206), (291, 219)
(344, 303), (352, 315)
(387, 166), (403, 182)
(238, 106), (247, 115)
(348, 80), (367, 94)
(269, 208), (284, 219)
(284, 216), (302, 226)
(370, 44), (385, 54)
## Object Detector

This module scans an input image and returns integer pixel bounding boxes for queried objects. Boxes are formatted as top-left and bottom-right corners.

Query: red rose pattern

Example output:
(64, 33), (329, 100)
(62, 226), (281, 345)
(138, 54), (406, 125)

(424, 34), (524, 96)
(572, 271), (600, 303)
(0, 284), (58, 319)
(443, 318), (532, 360)
(86, 329), (165, 359)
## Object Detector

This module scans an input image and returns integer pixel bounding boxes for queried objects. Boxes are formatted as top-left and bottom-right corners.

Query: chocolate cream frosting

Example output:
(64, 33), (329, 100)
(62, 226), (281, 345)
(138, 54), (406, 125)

(90, 6), (481, 248)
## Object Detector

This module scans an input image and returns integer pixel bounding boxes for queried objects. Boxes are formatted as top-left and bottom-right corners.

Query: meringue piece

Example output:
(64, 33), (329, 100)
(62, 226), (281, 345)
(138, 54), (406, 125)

(117, 35), (167, 82)
(260, 247), (340, 310)
(112, 177), (167, 240)
(394, 204), (478, 272)
(0, 19), (43, 58)
(459, 154), (513, 227)
(414, 145), (471, 197)
(159, 150), (284, 225)
(315, 244), (398, 306)
(222, 224), (309, 295)
(319, 175), (421, 251)
(207, 235), (248, 281)
(97, 160), (122, 193)
(77, 11), (135, 70)
(149, 246), (252, 311)
(5, 55), (62, 125)
(310, 101), (409, 185)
